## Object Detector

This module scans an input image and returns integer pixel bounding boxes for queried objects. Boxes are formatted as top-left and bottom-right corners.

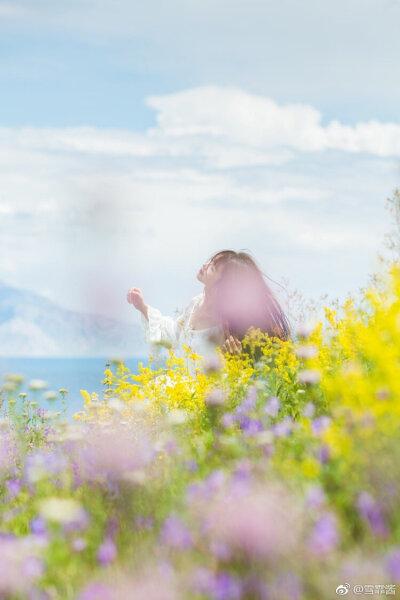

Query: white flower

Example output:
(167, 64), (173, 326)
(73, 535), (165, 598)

(204, 354), (223, 374)
(29, 380), (49, 391)
(4, 373), (25, 384)
(107, 397), (125, 413)
(254, 431), (274, 446)
(3, 382), (16, 392)
(122, 470), (147, 484)
(131, 401), (148, 414)
(167, 409), (188, 425)
(298, 369), (321, 385)
(42, 411), (58, 420)
(38, 498), (84, 524)
(295, 344), (319, 359)
(58, 426), (85, 442)
(295, 320), (317, 338)
(205, 388), (226, 406)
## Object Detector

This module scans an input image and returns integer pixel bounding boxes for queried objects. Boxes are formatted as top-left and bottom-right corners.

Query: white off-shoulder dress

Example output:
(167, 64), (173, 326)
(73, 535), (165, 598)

(141, 293), (225, 374)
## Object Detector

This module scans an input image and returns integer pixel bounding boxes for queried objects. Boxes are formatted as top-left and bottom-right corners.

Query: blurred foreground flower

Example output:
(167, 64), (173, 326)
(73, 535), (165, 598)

(79, 571), (180, 600)
(298, 369), (321, 385)
(205, 388), (227, 406)
(38, 497), (86, 525)
(70, 422), (155, 485)
(295, 344), (319, 359)
(200, 482), (303, 563)
(29, 379), (49, 391)
(0, 538), (43, 597)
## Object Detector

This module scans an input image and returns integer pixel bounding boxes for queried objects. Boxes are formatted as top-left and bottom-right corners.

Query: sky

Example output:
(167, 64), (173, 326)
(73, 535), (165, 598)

(1, 0), (400, 330)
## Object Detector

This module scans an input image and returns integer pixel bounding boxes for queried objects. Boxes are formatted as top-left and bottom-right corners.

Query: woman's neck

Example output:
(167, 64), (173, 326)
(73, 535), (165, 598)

(202, 285), (215, 312)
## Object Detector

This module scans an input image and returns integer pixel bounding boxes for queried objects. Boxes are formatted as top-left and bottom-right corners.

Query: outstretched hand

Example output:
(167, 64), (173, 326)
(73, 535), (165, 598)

(126, 287), (148, 317)
(222, 334), (242, 355)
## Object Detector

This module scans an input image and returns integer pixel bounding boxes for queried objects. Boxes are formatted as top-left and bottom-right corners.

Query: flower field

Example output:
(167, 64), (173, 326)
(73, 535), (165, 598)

(2, 261), (400, 599)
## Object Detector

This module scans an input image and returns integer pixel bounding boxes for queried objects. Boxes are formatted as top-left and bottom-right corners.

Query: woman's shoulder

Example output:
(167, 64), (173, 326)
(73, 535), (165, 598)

(180, 293), (203, 319)
(183, 293), (203, 310)
(191, 293), (204, 304)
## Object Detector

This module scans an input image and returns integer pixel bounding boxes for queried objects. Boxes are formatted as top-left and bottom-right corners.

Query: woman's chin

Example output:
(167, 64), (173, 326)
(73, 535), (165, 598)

(197, 272), (204, 283)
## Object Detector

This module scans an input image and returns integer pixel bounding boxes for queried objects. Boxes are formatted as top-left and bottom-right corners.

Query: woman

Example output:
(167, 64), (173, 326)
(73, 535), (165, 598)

(127, 250), (291, 371)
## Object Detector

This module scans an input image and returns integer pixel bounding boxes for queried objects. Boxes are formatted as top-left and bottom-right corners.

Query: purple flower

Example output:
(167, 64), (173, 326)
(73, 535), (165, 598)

(357, 491), (388, 537)
(209, 540), (232, 560)
(308, 511), (338, 554)
(185, 470), (227, 505)
(23, 556), (44, 579)
(30, 516), (47, 536)
(233, 459), (252, 482)
(165, 439), (177, 455)
(135, 515), (154, 531)
(62, 508), (90, 535)
(97, 538), (117, 566)
(235, 388), (257, 419)
(192, 568), (241, 600)
(302, 402), (315, 418)
(24, 451), (68, 485)
(240, 417), (263, 437)
(221, 413), (235, 428)
(317, 444), (331, 464)
(265, 396), (280, 417)
(78, 583), (114, 600)
(264, 444), (275, 457)
(244, 386), (258, 408)
(0, 538), (43, 595)
(206, 470), (227, 492)
(72, 538), (87, 552)
(203, 484), (302, 560)
(230, 461), (252, 497)
(214, 572), (242, 600)
(184, 459), (198, 473)
(267, 572), (302, 600)
(306, 485), (326, 509)
(161, 516), (193, 550)
(386, 547), (400, 582)
(185, 481), (203, 504)
(311, 416), (331, 436)
(272, 416), (293, 437)
(106, 516), (119, 539)
(70, 423), (154, 485)
(0, 430), (19, 477)
(5, 478), (21, 498)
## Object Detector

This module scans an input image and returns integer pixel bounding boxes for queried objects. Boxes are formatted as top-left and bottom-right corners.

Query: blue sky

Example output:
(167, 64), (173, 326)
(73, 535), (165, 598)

(1, 0), (400, 329)
(2, 0), (400, 129)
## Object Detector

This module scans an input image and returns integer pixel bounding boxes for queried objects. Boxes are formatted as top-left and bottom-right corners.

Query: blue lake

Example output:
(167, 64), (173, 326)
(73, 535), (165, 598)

(0, 357), (148, 419)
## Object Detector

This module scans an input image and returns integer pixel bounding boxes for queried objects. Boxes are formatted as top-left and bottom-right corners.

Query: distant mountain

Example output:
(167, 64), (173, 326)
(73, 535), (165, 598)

(0, 282), (145, 357)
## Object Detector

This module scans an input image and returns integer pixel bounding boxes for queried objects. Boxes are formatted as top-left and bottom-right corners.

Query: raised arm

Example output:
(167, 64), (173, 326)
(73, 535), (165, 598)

(127, 287), (149, 320)
(127, 287), (180, 349)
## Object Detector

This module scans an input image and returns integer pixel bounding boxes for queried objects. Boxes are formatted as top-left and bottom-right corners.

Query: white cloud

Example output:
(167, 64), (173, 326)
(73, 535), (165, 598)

(147, 86), (400, 157)
(1, 86), (400, 182)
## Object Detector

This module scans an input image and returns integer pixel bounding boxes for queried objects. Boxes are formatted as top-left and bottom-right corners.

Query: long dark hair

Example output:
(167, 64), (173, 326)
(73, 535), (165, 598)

(207, 250), (291, 342)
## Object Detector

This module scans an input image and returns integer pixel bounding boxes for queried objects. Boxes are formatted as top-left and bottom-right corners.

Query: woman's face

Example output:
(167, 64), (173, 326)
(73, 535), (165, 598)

(196, 258), (223, 286)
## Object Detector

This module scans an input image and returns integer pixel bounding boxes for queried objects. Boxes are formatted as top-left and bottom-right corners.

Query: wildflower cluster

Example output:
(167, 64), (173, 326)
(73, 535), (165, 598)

(1, 260), (400, 597)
